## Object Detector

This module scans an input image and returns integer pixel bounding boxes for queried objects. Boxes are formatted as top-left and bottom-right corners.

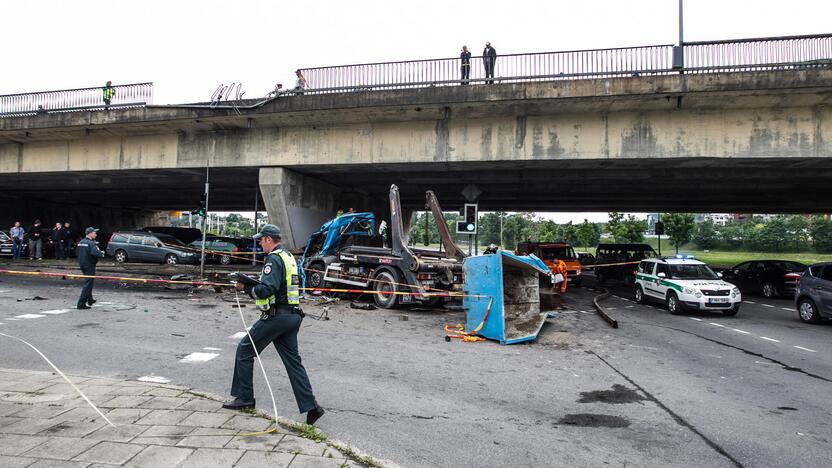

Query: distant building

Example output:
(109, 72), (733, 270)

(705, 213), (732, 226)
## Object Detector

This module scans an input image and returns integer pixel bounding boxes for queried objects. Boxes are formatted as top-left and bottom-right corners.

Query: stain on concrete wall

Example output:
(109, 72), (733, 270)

(620, 118), (659, 158)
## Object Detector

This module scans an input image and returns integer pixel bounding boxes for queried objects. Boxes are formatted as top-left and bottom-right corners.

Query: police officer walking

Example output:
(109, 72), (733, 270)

(224, 224), (325, 425)
(76, 227), (104, 309)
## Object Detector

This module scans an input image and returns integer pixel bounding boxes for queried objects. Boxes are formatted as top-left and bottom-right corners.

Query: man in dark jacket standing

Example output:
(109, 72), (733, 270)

(76, 227), (105, 309)
(63, 222), (73, 258)
(483, 41), (497, 84)
(28, 220), (43, 260)
(52, 223), (64, 260)
(460, 45), (472, 84)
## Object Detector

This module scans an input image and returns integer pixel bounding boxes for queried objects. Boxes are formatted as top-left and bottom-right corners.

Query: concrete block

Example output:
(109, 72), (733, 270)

(8, 404), (72, 419)
(178, 447), (245, 468)
(141, 387), (184, 397)
(0, 380), (55, 392)
(290, 454), (349, 467)
(233, 450), (295, 468)
(21, 435), (99, 460)
(73, 441), (144, 465)
(275, 434), (327, 456)
(38, 419), (106, 438)
(103, 408), (153, 424)
(0, 416), (22, 429)
(1, 416), (62, 435)
(221, 414), (274, 432)
(177, 398), (223, 412)
(136, 425), (194, 437)
(25, 459), (90, 468)
(137, 396), (189, 409)
(86, 423), (147, 442)
(0, 454), (38, 468)
(178, 411), (233, 428)
(134, 409), (192, 426)
(224, 434), (283, 451)
(126, 445), (193, 468)
(0, 433), (49, 455)
(98, 395), (153, 408)
(0, 402), (26, 416)
(132, 435), (185, 446)
(49, 406), (99, 422)
(177, 433), (234, 448)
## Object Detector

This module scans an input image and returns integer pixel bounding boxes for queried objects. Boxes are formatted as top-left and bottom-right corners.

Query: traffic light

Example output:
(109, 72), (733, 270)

(456, 203), (478, 234)
(191, 193), (207, 217)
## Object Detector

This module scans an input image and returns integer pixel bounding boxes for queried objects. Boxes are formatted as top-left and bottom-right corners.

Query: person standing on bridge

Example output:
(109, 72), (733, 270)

(76, 227), (104, 309)
(102, 81), (115, 109)
(460, 45), (472, 84)
(224, 223), (325, 426)
(483, 41), (497, 84)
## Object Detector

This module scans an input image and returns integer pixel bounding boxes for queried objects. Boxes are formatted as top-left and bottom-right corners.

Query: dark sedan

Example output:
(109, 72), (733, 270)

(0, 232), (13, 257)
(722, 260), (806, 298)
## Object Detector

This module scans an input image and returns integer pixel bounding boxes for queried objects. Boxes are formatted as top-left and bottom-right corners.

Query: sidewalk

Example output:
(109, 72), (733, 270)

(0, 368), (370, 467)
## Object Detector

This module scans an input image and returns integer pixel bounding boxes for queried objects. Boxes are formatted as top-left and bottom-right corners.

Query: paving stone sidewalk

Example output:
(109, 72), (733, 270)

(0, 368), (367, 467)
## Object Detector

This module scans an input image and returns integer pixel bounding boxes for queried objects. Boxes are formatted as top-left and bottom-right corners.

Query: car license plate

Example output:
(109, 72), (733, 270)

(709, 298), (729, 304)
(0, 248), (11, 253)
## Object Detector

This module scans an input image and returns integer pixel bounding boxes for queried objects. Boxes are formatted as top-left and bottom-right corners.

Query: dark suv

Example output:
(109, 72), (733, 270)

(594, 243), (658, 286)
(794, 262), (832, 323)
(106, 231), (198, 265)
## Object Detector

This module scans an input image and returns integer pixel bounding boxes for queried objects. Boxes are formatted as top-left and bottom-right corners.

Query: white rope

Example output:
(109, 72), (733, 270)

(234, 290), (279, 423)
(0, 332), (116, 428)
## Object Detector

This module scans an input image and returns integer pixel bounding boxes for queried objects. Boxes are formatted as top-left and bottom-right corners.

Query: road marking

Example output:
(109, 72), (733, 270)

(0, 290), (10, 294)
(743, 300), (756, 304)
(41, 309), (72, 315)
(607, 307), (617, 310)
(708, 322), (726, 328)
(625, 305), (635, 308)
(781, 307), (794, 311)
(731, 328), (750, 335)
(203, 347), (222, 351)
(180, 352), (219, 363)
(138, 375), (171, 384)
(689, 317), (703, 321)
(793, 346), (817, 353)
(760, 336), (780, 343)
(15, 314), (45, 319)
(762, 304), (775, 308)
(229, 332), (247, 340)
(6, 318), (20, 321)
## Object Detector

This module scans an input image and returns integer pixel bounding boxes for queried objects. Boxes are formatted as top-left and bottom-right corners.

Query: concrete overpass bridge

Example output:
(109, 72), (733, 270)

(2, 34), (832, 248)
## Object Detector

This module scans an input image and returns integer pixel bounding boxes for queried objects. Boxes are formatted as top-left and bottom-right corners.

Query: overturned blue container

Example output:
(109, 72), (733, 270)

(463, 251), (552, 344)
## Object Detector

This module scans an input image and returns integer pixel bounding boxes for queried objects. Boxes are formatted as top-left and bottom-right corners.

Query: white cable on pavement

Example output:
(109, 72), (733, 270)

(0, 331), (116, 428)
(234, 290), (279, 424)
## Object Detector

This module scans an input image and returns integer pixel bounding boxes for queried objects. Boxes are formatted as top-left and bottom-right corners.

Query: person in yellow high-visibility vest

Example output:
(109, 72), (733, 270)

(102, 81), (115, 109)
(224, 223), (325, 425)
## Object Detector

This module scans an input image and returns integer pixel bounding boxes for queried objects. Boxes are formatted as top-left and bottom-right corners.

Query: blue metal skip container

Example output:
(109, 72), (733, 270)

(463, 251), (552, 344)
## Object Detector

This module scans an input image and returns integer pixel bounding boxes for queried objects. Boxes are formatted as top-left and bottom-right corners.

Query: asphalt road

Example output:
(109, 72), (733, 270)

(0, 264), (830, 467)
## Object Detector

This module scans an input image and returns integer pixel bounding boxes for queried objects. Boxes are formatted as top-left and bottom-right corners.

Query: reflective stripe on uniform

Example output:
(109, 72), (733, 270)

(275, 249), (300, 305)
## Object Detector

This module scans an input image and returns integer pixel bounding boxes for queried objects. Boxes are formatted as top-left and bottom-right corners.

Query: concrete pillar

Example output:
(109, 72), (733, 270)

(258, 167), (340, 250)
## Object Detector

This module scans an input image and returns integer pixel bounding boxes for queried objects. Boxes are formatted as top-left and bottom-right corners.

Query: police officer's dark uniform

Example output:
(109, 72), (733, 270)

(76, 227), (104, 309)
(224, 224), (325, 425)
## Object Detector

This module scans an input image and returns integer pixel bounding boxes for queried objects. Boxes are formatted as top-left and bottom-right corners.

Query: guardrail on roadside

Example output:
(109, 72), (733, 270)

(0, 82), (153, 117)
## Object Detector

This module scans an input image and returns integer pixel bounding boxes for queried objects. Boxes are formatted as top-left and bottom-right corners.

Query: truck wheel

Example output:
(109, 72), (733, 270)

(306, 262), (326, 289)
(372, 269), (401, 309)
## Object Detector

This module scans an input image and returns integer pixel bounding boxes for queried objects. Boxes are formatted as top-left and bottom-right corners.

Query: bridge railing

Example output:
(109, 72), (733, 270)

(0, 82), (153, 117)
(299, 34), (832, 93)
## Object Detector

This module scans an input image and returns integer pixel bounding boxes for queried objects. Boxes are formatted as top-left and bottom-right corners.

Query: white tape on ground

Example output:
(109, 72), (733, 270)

(138, 375), (171, 384)
(793, 346), (817, 353)
(179, 352), (219, 363)
(760, 336), (780, 343)
(41, 309), (72, 315)
(15, 314), (45, 319)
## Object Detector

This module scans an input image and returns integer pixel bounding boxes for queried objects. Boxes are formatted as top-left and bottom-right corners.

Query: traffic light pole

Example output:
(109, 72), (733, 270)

(199, 167), (209, 278)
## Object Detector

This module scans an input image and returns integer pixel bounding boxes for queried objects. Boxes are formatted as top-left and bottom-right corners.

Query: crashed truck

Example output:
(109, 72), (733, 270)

(300, 185), (467, 309)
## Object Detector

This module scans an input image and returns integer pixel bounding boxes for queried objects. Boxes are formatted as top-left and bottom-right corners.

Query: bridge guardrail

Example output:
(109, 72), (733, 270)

(299, 33), (832, 93)
(0, 82), (153, 117)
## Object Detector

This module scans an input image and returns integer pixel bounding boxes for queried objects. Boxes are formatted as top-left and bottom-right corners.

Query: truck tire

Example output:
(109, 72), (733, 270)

(306, 262), (327, 289)
(372, 269), (401, 309)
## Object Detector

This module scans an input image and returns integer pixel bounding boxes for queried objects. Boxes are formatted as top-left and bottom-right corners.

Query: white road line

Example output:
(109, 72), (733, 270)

(708, 322), (726, 328)
(6, 318), (20, 321)
(794, 346), (817, 353)
(15, 314), (45, 319)
(229, 332), (247, 340)
(138, 375), (171, 383)
(41, 309), (72, 315)
(743, 300), (756, 304)
(689, 317), (703, 321)
(781, 307), (794, 311)
(760, 336), (780, 343)
(732, 329), (750, 335)
(203, 347), (222, 351)
(0, 290), (10, 294)
(0, 322), (4, 325)
(179, 352), (219, 363)
(607, 307), (617, 310)
(625, 305), (635, 308)
(762, 304), (775, 308)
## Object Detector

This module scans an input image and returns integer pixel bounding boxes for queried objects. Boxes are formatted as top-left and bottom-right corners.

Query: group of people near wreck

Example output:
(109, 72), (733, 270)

(8, 220), (75, 260)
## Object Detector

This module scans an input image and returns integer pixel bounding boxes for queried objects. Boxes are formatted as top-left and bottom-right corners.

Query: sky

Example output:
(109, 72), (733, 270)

(4, 0), (829, 223)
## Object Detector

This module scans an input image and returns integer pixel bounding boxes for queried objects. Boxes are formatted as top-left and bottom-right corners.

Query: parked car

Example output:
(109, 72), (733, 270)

(189, 236), (245, 265)
(594, 243), (658, 286)
(722, 260), (806, 298)
(794, 262), (832, 323)
(0, 232), (13, 257)
(140, 227), (203, 245)
(634, 256), (741, 316)
(106, 231), (199, 265)
(516, 242), (583, 287)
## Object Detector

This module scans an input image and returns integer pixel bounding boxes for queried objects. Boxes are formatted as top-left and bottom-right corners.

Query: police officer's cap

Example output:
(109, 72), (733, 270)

(85, 227), (99, 235)
(253, 224), (281, 240)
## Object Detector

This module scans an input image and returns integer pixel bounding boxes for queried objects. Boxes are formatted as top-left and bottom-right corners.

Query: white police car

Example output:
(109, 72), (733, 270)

(634, 256), (741, 316)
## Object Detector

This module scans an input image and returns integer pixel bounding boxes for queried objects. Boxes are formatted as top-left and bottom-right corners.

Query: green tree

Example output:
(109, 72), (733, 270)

(748, 216), (789, 252)
(810, 216), (832, 252)
(784, 215), (808, 250)
(606, 212), (646, 243)
(575, 219), (596, 250)
(692, 220), (719, 250)
(663, 213), (695, 253)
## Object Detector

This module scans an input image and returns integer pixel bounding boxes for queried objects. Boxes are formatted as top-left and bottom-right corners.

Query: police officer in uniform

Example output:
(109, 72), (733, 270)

(224, 224), (325, 426)
(76, 227), (105, 309)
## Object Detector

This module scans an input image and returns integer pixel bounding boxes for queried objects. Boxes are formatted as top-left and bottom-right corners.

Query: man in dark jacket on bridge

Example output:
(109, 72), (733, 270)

(483, 42), (497, 84)
(76, 227), (105, 309)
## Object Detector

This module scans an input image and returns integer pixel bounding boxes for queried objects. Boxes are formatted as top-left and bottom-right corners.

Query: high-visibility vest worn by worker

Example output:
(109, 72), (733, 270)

(102, 86), (114, 101)
(254, 248), (300, 311)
